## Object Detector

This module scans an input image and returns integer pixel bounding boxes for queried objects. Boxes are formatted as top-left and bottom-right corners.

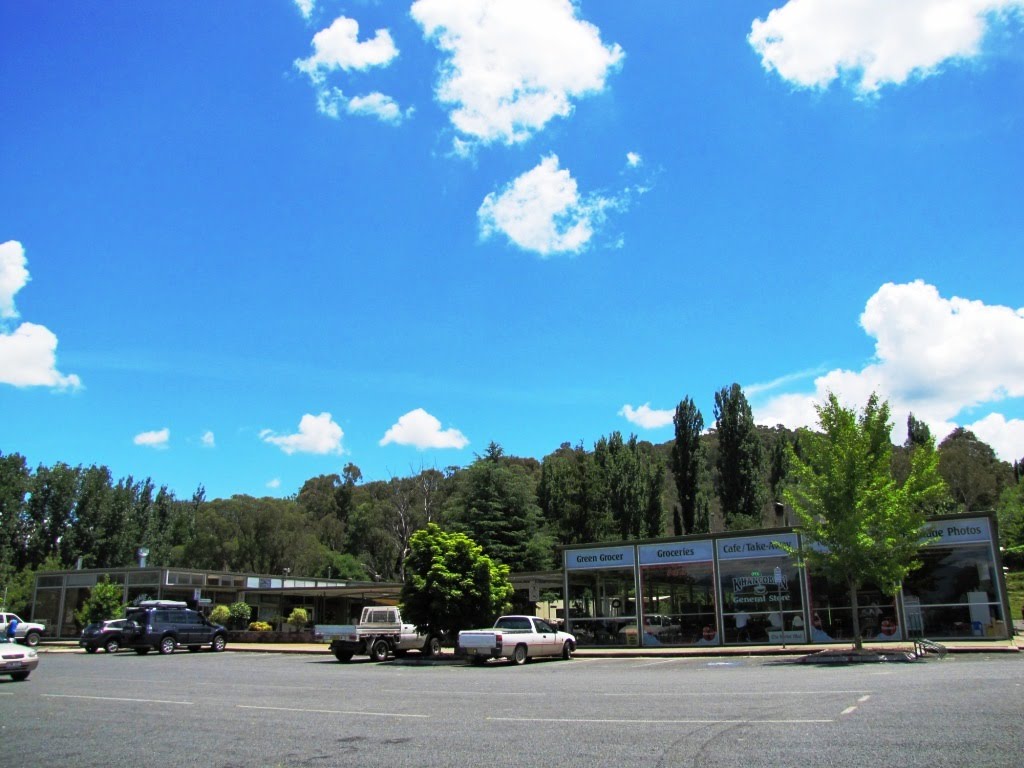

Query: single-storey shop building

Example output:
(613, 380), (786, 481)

(562, 514), (1010, 647)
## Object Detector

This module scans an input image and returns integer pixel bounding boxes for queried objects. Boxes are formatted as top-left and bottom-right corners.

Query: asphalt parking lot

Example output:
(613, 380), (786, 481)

(2, 649), (1022, 768)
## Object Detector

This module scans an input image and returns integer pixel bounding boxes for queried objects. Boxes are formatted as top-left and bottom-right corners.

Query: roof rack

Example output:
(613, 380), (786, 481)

(131, 600), (188, 609)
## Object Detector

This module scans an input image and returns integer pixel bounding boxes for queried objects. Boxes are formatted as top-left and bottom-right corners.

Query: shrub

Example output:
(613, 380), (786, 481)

(286, 607), (309, 630)
(248, 621), (273, 632)
(228, 601), (252, 629)
(209, 604), (231, 626)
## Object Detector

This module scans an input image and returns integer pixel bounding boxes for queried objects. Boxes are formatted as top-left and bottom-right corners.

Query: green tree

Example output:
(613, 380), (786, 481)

(74, 575), (124, 626)
(0, 453), (31, 582)
(446, 443), (552, 570)
(905, 412), (932, 448)
(938, 428), (1011, 512)
(785, 393), (947, 649)
(671, 397), (706, 535)
(400, 523), (514, 639)
(538, 443), (613, 545)
(714, 383), (768, 530)
(593, 433), (666, 539)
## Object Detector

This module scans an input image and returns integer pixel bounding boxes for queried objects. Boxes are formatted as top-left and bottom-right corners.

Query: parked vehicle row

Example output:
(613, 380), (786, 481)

(79, 601), (227, 655)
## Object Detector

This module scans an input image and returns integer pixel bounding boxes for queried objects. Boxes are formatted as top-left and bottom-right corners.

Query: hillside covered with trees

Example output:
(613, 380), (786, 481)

(2, 386), (1022, 617)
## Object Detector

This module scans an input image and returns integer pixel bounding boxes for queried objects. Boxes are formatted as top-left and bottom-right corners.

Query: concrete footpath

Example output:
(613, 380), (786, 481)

(37, 633), (1024, 659)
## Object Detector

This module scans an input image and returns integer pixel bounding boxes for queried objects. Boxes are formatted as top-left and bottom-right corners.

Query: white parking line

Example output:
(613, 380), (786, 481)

(42, 694), (192, 705)
(489, 716), (834, 725)
(238, 705), (428, 719)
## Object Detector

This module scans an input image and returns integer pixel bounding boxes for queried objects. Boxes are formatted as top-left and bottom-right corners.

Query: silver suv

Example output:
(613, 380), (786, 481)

(123, 600), (227, 655)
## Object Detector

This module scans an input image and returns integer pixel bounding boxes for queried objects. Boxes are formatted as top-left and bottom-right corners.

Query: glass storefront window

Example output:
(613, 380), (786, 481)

(902, 543), (1004, 639)
(718, 534), (805, 645)
(804, 573), (897, 642)
(566, 570), (636, 646)
(639, 563), (717, 646)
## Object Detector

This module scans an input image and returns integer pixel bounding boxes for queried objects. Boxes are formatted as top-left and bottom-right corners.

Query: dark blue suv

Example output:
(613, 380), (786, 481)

(123, 600), (227, 655)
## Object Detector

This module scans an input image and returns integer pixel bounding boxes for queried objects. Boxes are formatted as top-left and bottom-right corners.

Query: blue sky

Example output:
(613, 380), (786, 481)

(2, 0), (1023, 501)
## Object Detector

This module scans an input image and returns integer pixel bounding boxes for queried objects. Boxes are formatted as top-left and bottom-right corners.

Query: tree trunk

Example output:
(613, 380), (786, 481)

(848, 579), (863, 650)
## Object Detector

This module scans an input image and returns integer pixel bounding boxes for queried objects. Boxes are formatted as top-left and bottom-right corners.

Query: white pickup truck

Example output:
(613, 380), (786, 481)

(458, 615), (576, 665)
(314, 606), (441, 662)
(0, 612), (46, 647)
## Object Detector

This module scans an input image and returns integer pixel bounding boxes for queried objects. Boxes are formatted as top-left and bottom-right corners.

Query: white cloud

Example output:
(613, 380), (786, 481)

(620, 403), (674, 430)
(294, 0), (314, 20)
(479, 154), (619, 256)
(754, 281), (1024, 459)
(296, 16), (407, 124)
(347, 92), (411, 124)
(134, 428), (170, 449)
(0, 240), (29, 319)
(626, 152), (642, 168)
(411, 0), (624, 152)
(296, 16), (399, 80)
(380, 408), (469, 449)
(749, 0), (1024, 94)
(267, 477), (282, 489)
(967, 413), (1024, 462)
(0, 241), (81, 391)
(201, 431), (215, 448)
(261, 412), (344, 455)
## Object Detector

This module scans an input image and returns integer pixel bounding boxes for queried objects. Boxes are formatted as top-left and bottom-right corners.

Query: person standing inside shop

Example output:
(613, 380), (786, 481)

(734, 610), (751, 642)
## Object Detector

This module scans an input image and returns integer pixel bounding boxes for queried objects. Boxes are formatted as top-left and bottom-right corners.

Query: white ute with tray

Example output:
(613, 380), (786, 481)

(315, 606), (441, 662)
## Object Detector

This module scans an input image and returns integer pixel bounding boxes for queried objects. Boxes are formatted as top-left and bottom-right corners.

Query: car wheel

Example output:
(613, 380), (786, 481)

(423, 636), (441, 657)
(370, 639), (390, 662)
(210, 635), (226, 652)
(561, 641), (573, 660)
(10, 671), (29, 682)
(512, 644), (528, 665)
(333, 650), (353, 662)
(158, 636), (176, 655)
(23, 631), (40, 648)
(135, 648), (149, 655)
(104, 638), (120, 654)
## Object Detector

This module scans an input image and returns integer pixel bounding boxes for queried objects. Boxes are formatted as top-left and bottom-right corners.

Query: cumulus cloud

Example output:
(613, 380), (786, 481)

(380, 408), (469, 449)
(261, 412), (344, 455)
(0, 241), (81, 391)
(754, 281), (1024, 459)
(749, 0), (1024, 94)
(626, 152), (643, 168)
(134, 428), (170, 449)
(294, 0), (314, 20)
(296, 16), (408, 124)
(411, 0), (623, 152)
(0, 240), (30, 319)
(620, 403), (674, 430)
(479, 154), (622, 256)
(201, 431), (215, 448)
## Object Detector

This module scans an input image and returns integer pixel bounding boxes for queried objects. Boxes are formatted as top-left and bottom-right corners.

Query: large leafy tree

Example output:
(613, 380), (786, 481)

(671, 397), (706, 535)
(400, 523), (514, 639)
(593, 432), (666, 539)
(714, 383), (767, 530)
(785, 393), (947, 649)
(538, 443), (613, 545)
(938, 427), (1011, 512)
(446, 443), (552, 570)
